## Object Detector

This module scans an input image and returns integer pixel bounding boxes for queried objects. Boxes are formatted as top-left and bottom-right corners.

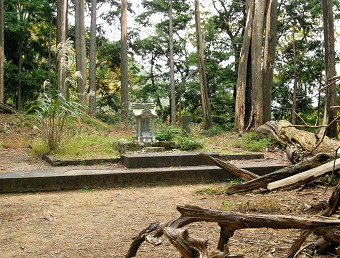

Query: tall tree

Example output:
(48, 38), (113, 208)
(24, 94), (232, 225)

(235, 0), (276, 131)
(57, 0), (68, 96)
(75, 0), (87, 106)
(322, 0), (337, 138)
(120, 0), (128, 121)
(169, 0), (176, 125)
(0, 0), (3, 103)
(262, 0), (277, 123)
(89, 0), (97, 116)
(195, 0), (213, 129)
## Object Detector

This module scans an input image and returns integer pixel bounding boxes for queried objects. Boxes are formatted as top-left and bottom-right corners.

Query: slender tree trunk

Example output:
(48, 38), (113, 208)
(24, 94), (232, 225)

(262, 0), (277, 123)
(75, 0), (87, 107)
(249, 0), (265, 130)
(0, 0), (4, 103)
(169, 0), (176, 125)
(235, 0), (255, 132)
(322, 0), (337, 138)
(292, 27), (297, 125)
(89, 0), (97, 116)
(194, 0), (213, 130)
(120, 0), (129, 122)
(57, 0), (68, 96)
(17, 41), (23, 110)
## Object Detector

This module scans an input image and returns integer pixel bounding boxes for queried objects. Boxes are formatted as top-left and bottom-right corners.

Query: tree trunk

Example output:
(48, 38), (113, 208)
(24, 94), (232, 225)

(249, 0), (265, 130)
(235, 0), (255, 132)
(195, 0), (213, 130)
(0, 0), (4, 103)
(291, 26), (298, 125)
(89, 0), (97, 116)
(57, 0), (68, 96)
(75, 0), (87, 107)
(322, 0), (337, 138)
(169, 0), (176, 125)
(17, 40), (22, 110)
(262, 0), (277, 123)
(120, 0), (129, 122)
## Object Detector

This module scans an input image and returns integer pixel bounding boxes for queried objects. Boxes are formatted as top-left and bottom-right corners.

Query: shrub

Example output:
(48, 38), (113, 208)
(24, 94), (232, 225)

(155, 126), (181, 141)
(234, 132), (274, 151)
(176, 134), (203, 151)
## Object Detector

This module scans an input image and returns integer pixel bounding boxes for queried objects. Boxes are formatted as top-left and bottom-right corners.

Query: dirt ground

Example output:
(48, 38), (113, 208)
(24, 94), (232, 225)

(0, 113), (338, 257)
(0, 181), (337, 258)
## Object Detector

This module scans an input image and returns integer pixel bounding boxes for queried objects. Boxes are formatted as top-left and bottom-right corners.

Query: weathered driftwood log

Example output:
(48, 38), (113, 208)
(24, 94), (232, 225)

(126, 204), (340, 257)
(257, 120), (340, 163)
(277, 120), (339, 154)
(287, 182), (340, 257)
(226, 153), (332, 195)
(267, 158), (340, 191)
(125, 222), (162, 258)
(199, 153), (258, 181)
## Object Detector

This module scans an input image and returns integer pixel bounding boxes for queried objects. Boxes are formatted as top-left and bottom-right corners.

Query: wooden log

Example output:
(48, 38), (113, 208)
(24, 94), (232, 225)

(0, 102), (17, 113)
(199, 153), (258, 181)
(287, 182), (340, 257)
(226, 153), (332, 195)
(125, 221), (162, 258)
(267, 158), (340, 190)
(277, 120), (339, 154)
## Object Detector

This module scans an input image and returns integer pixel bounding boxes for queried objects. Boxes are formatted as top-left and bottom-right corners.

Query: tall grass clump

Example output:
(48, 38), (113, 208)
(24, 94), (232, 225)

(35, 39), (83, 152)
(36, 89), (82, 152)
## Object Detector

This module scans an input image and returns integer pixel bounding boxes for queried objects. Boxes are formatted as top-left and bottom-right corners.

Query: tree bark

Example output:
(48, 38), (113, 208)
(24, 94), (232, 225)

(120, 0), (129, 122)
(195, 0), (213, 130)
(89, 0), (97, 116)
(291, 26), (298, 125)
(235, 0), (254, 132)
(75, 0), (87, 106)
(322, 0), (337, 138)
(169, 0), (176, 125)
(262, 0), (277, 123)
(57, 0), (68, 96)
(249, 0), (266, 130)
(0, 0), (4, 103)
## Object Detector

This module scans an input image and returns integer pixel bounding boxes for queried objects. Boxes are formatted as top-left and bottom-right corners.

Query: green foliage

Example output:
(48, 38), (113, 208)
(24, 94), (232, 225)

(155, 126), (181, 141)
(234, 132), (274, 151)
(176, 134), (203, 151)
(36, 90), (83, 152)
(53, 134), (119, 160)
(202, 125), (225, 136)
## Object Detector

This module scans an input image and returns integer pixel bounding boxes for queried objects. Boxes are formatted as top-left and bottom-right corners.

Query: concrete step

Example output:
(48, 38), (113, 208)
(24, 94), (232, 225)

(121, 152), (264, 168)
(0, 162), (285, 193)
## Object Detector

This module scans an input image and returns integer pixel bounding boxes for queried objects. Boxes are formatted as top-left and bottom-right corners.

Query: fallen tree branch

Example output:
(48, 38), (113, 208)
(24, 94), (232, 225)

(126, 204), (340, 257)
(225, 153), (332, 195)
(267, 158), (340, 191)
(199, 153), (258, 181)
(287, 182), (340, 257)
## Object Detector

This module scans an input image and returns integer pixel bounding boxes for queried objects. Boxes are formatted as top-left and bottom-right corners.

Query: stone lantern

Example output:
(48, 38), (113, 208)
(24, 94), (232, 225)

(132, 103), (157, 142)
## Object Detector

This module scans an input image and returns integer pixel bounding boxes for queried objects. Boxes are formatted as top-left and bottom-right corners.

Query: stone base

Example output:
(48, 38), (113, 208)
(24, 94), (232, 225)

(115, 139), (175, 153)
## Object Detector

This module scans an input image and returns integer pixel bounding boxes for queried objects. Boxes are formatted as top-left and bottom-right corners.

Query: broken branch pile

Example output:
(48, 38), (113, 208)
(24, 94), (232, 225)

(126, 184), (340, 257)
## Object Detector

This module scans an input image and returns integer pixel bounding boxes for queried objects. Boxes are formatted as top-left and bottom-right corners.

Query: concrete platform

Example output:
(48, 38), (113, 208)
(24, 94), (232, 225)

(0, 162), (285, 193)
(121, 152), (264, 168)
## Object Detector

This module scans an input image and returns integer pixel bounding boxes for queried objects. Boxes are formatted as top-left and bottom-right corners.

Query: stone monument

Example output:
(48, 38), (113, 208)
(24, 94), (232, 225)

(132, 103), (157, 142)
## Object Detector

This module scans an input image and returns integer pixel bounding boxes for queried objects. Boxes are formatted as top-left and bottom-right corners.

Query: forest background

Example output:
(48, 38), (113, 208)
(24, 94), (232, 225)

(0, 0), (339, 134)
